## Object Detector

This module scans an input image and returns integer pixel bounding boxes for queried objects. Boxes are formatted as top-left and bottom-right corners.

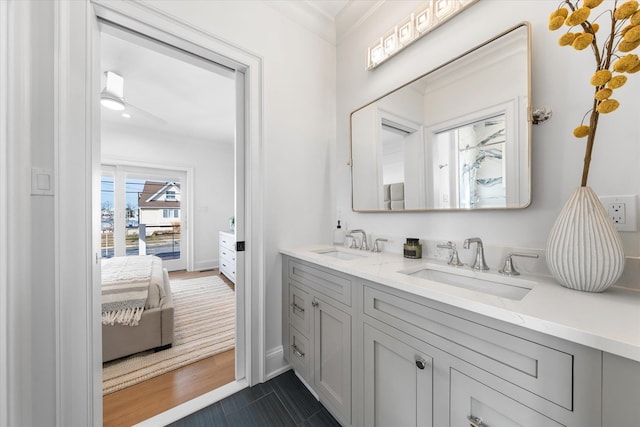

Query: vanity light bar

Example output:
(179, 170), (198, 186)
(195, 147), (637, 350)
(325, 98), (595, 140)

(367, 0), (479, 70)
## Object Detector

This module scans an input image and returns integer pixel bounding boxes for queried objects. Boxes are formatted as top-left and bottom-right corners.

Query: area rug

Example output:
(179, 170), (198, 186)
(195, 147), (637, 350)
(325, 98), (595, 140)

(102, 275), (235, 395)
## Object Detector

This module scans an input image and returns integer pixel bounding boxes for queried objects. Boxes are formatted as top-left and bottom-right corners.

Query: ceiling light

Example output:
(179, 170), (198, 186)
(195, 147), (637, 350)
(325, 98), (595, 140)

(101, 93), (125, 111)
(100, 71), (126, 110)
(122, 113), (131, 119)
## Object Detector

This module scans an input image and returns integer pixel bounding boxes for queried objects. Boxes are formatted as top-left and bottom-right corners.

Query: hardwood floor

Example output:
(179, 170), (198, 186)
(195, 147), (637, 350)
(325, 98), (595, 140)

(103, 269), (235, 427)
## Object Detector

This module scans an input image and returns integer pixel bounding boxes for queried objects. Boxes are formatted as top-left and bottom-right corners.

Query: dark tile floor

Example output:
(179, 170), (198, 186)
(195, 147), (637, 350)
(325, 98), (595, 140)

(168, 370), (341, 427)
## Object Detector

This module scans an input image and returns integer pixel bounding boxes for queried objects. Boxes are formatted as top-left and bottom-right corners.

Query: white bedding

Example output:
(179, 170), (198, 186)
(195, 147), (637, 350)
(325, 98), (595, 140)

(101, 255), (166, 326)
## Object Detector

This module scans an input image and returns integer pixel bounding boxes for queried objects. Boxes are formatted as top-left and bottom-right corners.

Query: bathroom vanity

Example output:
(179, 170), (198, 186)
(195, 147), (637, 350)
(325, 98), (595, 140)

(281, 246), (640, 427)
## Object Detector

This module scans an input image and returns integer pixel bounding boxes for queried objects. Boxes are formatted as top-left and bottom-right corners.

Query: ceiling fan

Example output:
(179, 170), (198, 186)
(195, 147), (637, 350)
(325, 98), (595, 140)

(100, 71), (167, 124)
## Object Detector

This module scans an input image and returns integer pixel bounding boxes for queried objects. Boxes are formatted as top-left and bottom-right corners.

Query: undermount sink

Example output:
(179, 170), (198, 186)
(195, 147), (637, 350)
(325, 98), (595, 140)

(313, 248), (368, 261)
(401, 264), (535, 300)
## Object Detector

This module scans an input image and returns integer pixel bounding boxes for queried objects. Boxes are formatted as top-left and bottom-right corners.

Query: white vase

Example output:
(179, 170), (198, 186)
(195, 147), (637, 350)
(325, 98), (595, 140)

(546, 186), (625, 293)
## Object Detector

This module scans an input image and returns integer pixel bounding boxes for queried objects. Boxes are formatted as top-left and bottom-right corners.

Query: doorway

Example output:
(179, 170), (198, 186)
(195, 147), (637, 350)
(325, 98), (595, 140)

(98, 19), (242, 423)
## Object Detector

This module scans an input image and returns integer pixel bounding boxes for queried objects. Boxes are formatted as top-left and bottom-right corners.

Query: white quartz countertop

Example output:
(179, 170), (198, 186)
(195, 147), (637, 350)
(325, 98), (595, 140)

(281, 245), (640, 362)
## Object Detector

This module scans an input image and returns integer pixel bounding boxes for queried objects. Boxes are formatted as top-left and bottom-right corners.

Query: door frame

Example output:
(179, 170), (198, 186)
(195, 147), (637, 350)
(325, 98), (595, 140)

(54, 1), (265, 425)
(0, 2), (9, 426)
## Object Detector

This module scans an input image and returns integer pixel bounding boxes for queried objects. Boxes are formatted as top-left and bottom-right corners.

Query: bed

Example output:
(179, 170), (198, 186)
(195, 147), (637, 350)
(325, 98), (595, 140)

(101, 255), (174, 362)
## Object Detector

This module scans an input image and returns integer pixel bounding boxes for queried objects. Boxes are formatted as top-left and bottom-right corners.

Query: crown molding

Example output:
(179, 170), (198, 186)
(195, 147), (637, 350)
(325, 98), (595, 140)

(266, 1), (338, 45)
(336, 0), (386, 45)
(266, 0), (383, 46)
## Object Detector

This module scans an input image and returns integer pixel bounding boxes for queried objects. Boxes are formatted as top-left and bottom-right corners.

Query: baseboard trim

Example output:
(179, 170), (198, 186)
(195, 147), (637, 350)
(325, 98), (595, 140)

(193, 259), (217, 272)
(265, 345), (289, 381)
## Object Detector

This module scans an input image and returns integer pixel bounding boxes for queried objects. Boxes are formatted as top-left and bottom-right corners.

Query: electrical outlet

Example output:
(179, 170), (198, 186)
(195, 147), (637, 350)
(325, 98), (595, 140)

(600, 195), (637, 232)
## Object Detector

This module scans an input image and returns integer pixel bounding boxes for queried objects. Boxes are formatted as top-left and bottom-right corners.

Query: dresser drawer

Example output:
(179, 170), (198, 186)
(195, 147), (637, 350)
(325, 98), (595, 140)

(220, 246), (236, 265)
(219, 232), (236, 252)
(288, 260), (352, 307)
(364, 285), (573, 410)
(220, 259), (235, 282)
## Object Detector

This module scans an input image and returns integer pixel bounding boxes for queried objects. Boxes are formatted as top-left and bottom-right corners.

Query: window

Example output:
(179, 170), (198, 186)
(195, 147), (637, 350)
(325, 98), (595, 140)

(166, 190), (176, 201)
(162, 209), (179, 218)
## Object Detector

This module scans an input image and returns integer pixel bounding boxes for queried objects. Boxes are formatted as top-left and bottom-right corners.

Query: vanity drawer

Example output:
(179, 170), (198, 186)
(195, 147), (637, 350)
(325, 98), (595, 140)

(289, 325), (311, 381)
(363, 285), (573, 410)
(288, 260), (352, 307)
(450, 369), (563, 427)
(289, 284), (311, 336)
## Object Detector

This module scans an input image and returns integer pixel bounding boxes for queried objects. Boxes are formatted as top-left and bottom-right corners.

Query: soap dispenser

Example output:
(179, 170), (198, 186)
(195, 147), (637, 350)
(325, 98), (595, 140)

(333, 220), (345, 246)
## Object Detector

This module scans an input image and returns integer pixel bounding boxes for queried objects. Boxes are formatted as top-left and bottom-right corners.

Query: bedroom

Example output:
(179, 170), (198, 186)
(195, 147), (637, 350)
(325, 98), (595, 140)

(98, 21), (239, 424)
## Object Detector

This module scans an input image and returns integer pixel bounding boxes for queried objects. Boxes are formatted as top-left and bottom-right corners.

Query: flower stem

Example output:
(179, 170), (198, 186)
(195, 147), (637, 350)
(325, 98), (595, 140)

(581, 104), (600, 187)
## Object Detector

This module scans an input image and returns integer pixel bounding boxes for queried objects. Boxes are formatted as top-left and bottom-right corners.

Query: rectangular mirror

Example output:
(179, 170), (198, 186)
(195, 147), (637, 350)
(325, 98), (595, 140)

(350, 23), (531, 212)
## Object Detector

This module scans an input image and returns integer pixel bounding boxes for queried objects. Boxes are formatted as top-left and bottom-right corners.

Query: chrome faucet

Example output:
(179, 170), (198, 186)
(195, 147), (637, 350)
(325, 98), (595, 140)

(437, 241), (463, 266)
(372, 238), (388, 253)
(499, 252), (539, 276)
(463, 237), (489, 271)
(350, 229), (369, 251)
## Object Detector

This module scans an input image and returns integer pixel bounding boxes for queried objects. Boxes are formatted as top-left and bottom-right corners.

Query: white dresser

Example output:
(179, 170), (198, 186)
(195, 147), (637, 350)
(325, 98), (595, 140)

(218, 231), (236, 284)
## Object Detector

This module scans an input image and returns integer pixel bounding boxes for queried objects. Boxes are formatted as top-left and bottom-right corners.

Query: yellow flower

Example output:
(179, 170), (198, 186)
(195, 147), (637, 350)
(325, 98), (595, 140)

(619, 38), (640, 52)
(624, 25), (640, 42)
(591, 69), (612, 85)
(595, 88), (613, 100)
(591, 23), (600, 33)
(614, 54), (640, 72)
(549, 16), (565, 30)
(628, 62), (640, 72)
(597, 99), (620, 113)
(549, 9), (568, 31)
(573, 125), (590, 138)
(572, 32), (594, 49)
(632, 10), (640, 25)
(551, 8), (569, 19)
(559, 32), (578, 46)
(566, 7), (591, 26)
(584, 0), (604, 7)
(614, 1), (639, 20)
(608, 75), (628, 88)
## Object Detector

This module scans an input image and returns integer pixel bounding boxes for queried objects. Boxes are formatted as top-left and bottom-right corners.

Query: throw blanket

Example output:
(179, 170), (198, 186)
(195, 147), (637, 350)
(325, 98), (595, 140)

(102, 255), (155, 327)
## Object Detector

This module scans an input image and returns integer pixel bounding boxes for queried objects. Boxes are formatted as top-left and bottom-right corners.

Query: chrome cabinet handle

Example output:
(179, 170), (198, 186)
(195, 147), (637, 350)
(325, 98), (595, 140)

(415, 357), (427, 370)
(291, 344), (305, 358)
(468, 415), (485, 427)
(291, 302), (305, 313)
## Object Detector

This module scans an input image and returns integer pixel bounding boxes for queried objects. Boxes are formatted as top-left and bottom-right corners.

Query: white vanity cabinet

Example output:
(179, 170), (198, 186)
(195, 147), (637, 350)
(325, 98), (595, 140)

(218, 231), (236, 284)
(282, 253), (631, 427)
(282, 257), (353, 425)
(361, 281), (601, 427)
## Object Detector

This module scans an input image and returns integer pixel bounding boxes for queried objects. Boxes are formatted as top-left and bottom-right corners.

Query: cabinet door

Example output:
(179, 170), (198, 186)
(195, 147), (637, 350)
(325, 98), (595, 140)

(450, 369), (563, 427)
(313, 296), (351, 423)
(364, 324), (433, 427)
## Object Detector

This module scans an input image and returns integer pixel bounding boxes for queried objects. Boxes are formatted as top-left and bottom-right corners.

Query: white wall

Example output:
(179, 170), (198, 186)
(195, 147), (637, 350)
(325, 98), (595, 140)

(336, 0), (640, 258)
(144, 0), (336, 361)
(102, 123), (235, 271)
(4, 0), (336, 424)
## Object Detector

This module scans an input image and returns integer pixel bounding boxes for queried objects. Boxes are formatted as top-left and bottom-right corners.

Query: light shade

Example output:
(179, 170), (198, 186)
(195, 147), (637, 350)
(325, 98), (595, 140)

(367, 0), (480, 70)
(100, 94), (125, 111)
(100, 71), (126, 110)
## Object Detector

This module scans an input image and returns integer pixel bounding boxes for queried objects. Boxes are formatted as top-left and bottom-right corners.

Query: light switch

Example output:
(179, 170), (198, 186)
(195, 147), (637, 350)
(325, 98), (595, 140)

(31, 168), (54, 195)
